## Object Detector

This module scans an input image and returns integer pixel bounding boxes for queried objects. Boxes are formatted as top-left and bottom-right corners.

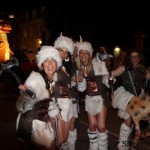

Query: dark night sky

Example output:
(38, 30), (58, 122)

(0, 0), (44, 12)
(66, 1), (150, 49)
(1, 1), (150, 29)
(1, 1), (150, 49)
(1, 0), (149, 24)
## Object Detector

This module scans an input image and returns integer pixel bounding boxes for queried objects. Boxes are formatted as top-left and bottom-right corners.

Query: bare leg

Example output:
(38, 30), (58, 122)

(69, 117), (75, 131)
(97, 105), (107, 132)
(131, 122), (141, 150)
(50, 118), (66, 149)
(87, 113), (97, 131)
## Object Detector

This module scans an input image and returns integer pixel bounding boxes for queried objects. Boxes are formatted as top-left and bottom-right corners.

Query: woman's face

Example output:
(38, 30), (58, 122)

(57, 48), (69, 60)
(130, 52), (140, 67)
(79, 50), (91, 64)
(43, 59), (57, 77)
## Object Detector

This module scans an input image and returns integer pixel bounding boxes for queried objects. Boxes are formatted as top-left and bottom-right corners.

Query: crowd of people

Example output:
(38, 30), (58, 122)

(15, 33), (150, 150)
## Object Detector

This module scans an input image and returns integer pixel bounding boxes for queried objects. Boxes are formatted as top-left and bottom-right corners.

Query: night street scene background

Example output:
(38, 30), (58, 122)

(0, 0), (150, 66)
(1, 1), (150, 150)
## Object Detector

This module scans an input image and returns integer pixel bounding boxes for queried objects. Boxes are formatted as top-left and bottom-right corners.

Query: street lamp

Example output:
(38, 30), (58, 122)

(114, 46), (121, 58)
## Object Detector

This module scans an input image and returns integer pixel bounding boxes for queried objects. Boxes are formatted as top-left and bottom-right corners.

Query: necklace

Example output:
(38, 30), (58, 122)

(82, 65), (88, 77)
(62, 66), (69, 76)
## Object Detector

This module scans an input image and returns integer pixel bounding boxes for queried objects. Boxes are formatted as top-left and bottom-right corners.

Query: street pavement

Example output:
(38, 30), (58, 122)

(0, 91), (150, 150)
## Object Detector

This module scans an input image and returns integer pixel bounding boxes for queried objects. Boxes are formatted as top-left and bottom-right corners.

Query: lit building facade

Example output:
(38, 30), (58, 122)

(14, 6), (49, 62)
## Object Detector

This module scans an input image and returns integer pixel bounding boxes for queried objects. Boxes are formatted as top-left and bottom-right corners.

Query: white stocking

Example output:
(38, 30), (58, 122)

(67, 129), (77, 150)
(118, 123), (131, 150)
(87, 129), (98, 150)
(97, 130), (108, 150)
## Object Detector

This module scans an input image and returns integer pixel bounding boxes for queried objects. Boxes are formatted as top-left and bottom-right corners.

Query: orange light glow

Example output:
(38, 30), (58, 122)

(0, 20), (12, 62)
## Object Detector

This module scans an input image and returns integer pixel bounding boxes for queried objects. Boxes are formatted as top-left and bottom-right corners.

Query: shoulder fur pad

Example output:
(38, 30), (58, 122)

(92, 58), (109, 76)
(25, 71), (49, 101)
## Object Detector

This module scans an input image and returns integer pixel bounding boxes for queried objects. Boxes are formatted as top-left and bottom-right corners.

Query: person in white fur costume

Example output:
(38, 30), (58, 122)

(54, 34), (83, 150)
(16, 46), (76, 150)
(72, 40), (110, 150)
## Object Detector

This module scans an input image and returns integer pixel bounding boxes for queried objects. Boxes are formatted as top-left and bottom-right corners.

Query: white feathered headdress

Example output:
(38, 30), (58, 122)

(36, 46), (62, 70)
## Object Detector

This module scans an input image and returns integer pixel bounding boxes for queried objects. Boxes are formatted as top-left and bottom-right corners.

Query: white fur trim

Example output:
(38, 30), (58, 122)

(54, 35), (74, 55)
(112, 86), (134, 110)
(88, 129), (98, 149)
(36, 46), (62, 70)
(77, 41), (93, 56)
(16, 93), (35, 113)
(118, 123), (131, 150)
(92, 58), (109, 76)
(57, 98), (74, 122)
(60, 142), (68, 150)
(32, 120), (54, 149)
(71, 78), (86, 92)
(67, 129), (77, 146)
(48, 101), (60, 118)
(73, 103), (78, 118)
(25, 71), (50, 101)
(78, 78), (86, 92)
(16, 71), (51, 113)
(85, 95), (103, 115)
(16, 72), (59, 113)
(71, 81), (76, 87)
(96, 52), (113, 62)
(118, 110), (130, 119)
(102, 75), (110, 88)
(16, 71), (58, 112)
(97, 130), (108, 146)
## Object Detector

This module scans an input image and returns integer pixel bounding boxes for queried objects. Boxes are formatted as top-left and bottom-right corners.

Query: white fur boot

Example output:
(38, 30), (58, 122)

(87, 129), (98, 150)
(97, 130), (108, 150)
(118, 123), (131, 150)
(60, 142), (68, 150)
(67, 129), (77, 150)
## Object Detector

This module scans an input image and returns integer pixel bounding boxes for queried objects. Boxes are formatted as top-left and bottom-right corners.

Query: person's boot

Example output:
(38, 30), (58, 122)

(117, 123), (131, 150)
(60, 142), (68, 150)
(87, 129), (98, 150)
(97, 130), (108, 150)
(67, 129), (77, 150)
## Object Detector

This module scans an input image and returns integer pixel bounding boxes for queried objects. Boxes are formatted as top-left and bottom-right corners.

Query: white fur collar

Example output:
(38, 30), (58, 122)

(92, 58), (109, 76)
(25, 71), (58, 101)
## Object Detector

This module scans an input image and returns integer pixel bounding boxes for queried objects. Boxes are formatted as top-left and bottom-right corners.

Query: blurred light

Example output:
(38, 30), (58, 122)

(5, 52), (10, 61)
(0, 21), (12, 61)
(36, 39), (42, 49)
(9, 14), (14, 19)
(114, 46), (121, 58)
(39, 39), (42, 45)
